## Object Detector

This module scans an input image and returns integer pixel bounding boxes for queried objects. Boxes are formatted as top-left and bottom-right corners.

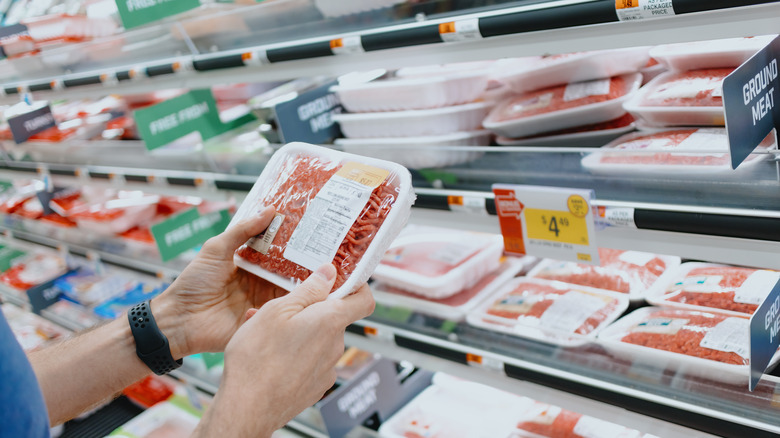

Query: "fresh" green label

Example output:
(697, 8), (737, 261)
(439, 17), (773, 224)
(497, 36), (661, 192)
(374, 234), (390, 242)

(0, 244), (27, 272)
(134, 89), (255, 151)
(151, 208), (231, 262)
(115, 0), (201, 30)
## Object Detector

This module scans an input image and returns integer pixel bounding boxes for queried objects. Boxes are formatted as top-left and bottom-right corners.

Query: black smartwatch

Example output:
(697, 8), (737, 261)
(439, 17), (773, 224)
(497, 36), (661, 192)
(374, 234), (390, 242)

(128, 300), (182, 375)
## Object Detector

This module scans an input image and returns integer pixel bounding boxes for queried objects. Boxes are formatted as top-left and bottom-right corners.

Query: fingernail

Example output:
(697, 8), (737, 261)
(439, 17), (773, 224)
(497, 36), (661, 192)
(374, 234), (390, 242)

(313, 264), (335, 281)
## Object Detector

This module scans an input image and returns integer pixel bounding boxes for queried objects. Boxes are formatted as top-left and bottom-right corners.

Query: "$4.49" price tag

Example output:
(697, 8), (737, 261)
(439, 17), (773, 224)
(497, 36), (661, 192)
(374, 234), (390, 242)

(493, 184), (599, 265)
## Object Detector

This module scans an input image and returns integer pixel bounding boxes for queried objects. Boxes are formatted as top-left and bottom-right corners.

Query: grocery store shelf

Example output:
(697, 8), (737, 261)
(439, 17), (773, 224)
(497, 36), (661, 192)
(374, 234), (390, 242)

(1, 1), (778, 102)
(346, 318), (780, 438)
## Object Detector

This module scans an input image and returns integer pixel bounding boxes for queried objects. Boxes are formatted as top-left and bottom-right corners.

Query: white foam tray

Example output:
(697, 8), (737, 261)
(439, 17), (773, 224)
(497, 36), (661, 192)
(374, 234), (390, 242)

(484, 73), (641, 138)
(496, 120), (636, 147)
(336, 130), (490, 169)
(333, 102), (491, 138)
(649, 35), (777, 72)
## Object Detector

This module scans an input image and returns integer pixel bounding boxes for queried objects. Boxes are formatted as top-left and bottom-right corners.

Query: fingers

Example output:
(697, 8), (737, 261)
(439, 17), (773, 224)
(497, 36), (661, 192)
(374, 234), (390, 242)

(283, 264), (337, 310)
(204, 206), (275, 259)
(331, 284), (375, 325)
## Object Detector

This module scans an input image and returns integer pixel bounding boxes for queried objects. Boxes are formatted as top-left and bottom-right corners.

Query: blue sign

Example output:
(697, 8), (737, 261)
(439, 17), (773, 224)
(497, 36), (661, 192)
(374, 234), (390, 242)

(749, 279), (780, 391)
(723, 35), (779, 169)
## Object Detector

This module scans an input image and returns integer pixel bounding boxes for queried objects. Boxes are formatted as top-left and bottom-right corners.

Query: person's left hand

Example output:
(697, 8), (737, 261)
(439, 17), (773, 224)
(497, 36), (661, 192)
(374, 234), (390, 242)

(151, 206), (286, 359)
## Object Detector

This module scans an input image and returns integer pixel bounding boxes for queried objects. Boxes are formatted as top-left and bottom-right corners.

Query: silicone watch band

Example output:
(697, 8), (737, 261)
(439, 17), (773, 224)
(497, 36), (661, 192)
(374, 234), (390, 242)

(128, 301), (182, 375)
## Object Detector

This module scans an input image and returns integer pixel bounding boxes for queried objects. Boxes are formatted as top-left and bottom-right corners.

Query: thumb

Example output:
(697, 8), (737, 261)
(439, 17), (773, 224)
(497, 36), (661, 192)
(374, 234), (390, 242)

(284, 264), (337, 310)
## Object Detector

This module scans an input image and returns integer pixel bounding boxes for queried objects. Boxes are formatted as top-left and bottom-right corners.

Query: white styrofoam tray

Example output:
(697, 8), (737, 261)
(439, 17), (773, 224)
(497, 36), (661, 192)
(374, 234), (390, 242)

(496, 117), (636, 147)
(649, 35), (777, 72)
(484, 73), (641, 138)
(336, 130), (490, 169)
(330, 71), (489, 112)
(333, 102), (491, 138)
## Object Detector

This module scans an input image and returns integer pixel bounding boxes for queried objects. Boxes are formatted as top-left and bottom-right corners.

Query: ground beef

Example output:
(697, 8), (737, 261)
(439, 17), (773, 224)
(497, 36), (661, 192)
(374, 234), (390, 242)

(236, 153), (398, 291)
(599, 129), (734, 166)
(381, 241), (484, 277)
(510, 113), (635, 140)
(664, 266), (762, 314)
(517, 409), (583, 438)
(642, 68), (733, 107)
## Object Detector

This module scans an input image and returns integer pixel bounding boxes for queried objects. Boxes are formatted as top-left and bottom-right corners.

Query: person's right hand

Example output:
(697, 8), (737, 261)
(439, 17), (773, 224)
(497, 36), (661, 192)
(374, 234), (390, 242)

(193, 263), (375, 437)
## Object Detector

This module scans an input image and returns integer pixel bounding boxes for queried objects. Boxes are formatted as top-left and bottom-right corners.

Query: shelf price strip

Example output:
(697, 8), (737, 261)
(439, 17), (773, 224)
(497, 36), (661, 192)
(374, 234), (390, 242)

(615, 0), (675, 22)
(447, 195), (488, 215)
(330, 36), (364, 55)
(438, 18), (482, 43)
(493, 184), (599, 265)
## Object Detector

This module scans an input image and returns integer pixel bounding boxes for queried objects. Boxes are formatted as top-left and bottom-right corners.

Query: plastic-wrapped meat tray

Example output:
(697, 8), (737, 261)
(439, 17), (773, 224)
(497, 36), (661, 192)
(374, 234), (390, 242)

(649, 35), (777, 72)
(231, 143), (414, 299)
(496, 114), (636, 147)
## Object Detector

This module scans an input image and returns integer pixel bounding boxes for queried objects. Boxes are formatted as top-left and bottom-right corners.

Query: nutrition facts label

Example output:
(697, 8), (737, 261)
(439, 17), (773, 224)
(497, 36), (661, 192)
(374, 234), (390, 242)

(284, 174), (372, 272)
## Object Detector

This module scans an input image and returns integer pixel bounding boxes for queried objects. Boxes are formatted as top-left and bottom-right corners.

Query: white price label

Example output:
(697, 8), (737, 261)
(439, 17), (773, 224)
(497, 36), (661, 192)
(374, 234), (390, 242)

(330, 36), (364, 55)
(598, 206), (636, 228)
(616, 0), (675, 21)
(700, 317), (750, 359)
(448, 195), (487, 215)
(243, 50), (269, 66)
(439, 18), (482, 43)
(735, 270), (780, 305)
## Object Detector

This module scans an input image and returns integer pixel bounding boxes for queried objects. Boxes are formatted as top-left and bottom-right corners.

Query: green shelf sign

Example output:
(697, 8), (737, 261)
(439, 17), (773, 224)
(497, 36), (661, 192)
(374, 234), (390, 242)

(151, 208), (231, 262)
(115, 0), (201, 30)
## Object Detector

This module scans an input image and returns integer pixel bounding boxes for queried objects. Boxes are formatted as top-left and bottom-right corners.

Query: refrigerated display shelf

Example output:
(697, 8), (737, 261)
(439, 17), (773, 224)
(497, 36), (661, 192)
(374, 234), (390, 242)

(0, 1), (777, 102)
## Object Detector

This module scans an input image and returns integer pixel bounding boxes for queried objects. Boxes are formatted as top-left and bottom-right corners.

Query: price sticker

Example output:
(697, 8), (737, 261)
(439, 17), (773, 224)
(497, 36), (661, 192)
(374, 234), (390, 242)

(493, 184), (599, 265)
(448, 195), (487, 215)
(615, 0), (675, 21)
(439, 18), (482, 43)
(330, 36), (364, 55)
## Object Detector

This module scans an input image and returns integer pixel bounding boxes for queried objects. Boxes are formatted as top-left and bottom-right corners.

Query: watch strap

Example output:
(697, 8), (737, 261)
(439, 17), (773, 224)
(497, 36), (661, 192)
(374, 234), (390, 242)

(128, 300), (182, 375)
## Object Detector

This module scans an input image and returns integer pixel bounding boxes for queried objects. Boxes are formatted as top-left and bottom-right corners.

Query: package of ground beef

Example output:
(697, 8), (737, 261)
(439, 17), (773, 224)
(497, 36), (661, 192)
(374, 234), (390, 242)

(646, 263), (779, 316)
(516, 402), (643, 438)
(495, 113), (636, 147)
(597, 307), (780, 384)
(528, 248), (681, 303)
(649, 35), (776, 72)
(231, 143), (414, 299)
(484, 73), (641, 138)
(467, 277), (628, 347)
(581, 128), (776, 178)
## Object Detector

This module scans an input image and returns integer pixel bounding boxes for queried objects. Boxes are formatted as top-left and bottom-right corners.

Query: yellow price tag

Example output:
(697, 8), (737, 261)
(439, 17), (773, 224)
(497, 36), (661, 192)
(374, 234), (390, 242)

(615, 0), (639, 9)
(524, 208), (589, 246)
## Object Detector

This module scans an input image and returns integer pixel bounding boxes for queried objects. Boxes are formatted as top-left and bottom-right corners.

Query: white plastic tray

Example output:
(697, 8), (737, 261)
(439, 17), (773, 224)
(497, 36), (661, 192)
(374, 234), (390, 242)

(336, 130), (490, 169)
(315, 0), (405, 17)
(597, 306), (780, 385)
(231, 142), (415, 299)
(371, 226), (504, 299)
(645, 262), (778, 316)
(581, 128), (775, 178)
(333, 102), (491, 138)
(495, 115), (636, 147)
(331, 71), (489, 112)
(372, 256), (533, 321)
(623, 70), (729, 127)
(527, 249), (681, 304)
(649, 35), (777, 72)
(484, 73), (641, 138)
(466, 277), (629, 347)
(496, 48), (650, 94)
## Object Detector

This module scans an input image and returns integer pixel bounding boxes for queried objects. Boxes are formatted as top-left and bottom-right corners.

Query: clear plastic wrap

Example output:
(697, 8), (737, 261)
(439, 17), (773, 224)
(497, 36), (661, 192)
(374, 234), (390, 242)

(516, 403), (642, 438)
(527, 248), (681, 303)
(0, 251), (68, 291)
(495, 114), (636, 147)
(646, 263), (778, 316)
(649, 35), (777, 72)
(467, 278), (628, 346)
(231, 143), (414, 298)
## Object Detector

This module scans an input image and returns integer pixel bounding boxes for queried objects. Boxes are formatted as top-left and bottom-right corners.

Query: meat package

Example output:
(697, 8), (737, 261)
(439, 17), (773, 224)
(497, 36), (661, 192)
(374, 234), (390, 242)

(372, 255), (533, 321)
(0, 251), (68, 291)
(515, 403), (644, 438)
(1, 304), (70, 352)
(484, 73), (641, 138)
(528, 248), (681, 304)
(581, 128), (776, 178)
(55, 267), (140, 307)
(467, 277), (629, 347)
(108, 397), (202, 438)
(232, 143), (414, 298)
(496, 114), (636, 147)
(597, 307), (780, 384)
(623, 69), (732, 126)
(646, 263), (779, 316)
(371, 225), (505, 299)
(50, 188), (159, 235)
(649, 35), (777, 72)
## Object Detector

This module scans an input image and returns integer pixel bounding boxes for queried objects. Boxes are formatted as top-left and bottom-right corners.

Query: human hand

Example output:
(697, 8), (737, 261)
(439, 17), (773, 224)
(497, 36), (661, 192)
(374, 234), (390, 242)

(194, 263), (375, 437)
(151, 206), (287, 359)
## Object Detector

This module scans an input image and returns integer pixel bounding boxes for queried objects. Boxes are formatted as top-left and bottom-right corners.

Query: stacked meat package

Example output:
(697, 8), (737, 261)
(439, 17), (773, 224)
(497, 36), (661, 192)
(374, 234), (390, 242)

(584, 35), (778, 178)
(485, 48), (648, 147)
(331, 67), (492, 169)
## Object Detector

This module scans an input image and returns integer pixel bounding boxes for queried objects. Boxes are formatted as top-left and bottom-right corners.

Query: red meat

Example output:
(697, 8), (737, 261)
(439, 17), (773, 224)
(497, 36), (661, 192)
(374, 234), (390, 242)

(381, 241), (483, 277)
(642, 68), (733, 107)
(665, 266), (761, 314)
(517, 409), (583, 438)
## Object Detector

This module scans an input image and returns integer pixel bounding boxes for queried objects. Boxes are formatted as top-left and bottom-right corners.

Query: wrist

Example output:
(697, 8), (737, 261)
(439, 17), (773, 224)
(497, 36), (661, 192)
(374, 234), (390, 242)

(150, 293), (190, 360)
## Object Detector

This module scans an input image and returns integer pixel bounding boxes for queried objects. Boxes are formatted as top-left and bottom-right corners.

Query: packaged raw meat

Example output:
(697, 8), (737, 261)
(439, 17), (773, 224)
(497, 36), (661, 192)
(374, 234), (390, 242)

(372, 256), (534, 321)
(231, 143), (414, 299)
(496, 48), (650, 94)
(371, 225), (505, 299)
(649, 35), (777, 72)
(315, 0), (406, 17)
(646, 263), (779, 316)
(581, 128), (776, 178)
(331, 71), (489, 112)
(484, 73), (641, 138)
(0, 181), (41, 215)
(495, 114), (636, 147)
(623, 69), (733, 126)
(108, 397), (202, 438)
(515, 402), (642, 438)
(54, 266), (139, 307)
(333, 102), (491, 138)
(0, 251), (68, 291)
(336, 131), (490, 169)
(1, 304), (71, 352)
(122, 376), (176, 409)
(93, 282), (167, 319)
(597, 307), (780, 384)
(54, 189), (160, 236)
(467, 278), (629, 347)
(527, 248), (681, 303)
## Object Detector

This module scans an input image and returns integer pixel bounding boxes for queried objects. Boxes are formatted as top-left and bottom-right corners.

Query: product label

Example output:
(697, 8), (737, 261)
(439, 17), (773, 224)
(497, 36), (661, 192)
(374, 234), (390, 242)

(735, 270), (780, 305)
(511, 93), (553, 114)
(284, 174), (373, 272)
(618, 251), (656, 267)
(652, 77), (723, 101)
(494, 294), (535, 316)
(115, 0), (201, 30)
(335, 162), (390, 189)
(563, 78), (611, 102)
(448, 195), (488, 215)
(598, 206), (636, 229)
(428, 242), (481, 266)
(673, 129), (728, 157)
(572, 415), (629, 438)
(330, 36), (364, 55)
(633, 318), (688, 335)
(439, 18), (482, 43)
(247, 213), (285, 255)
(539, 291), (608, 334)
(670, 275), (723, 293)
(151, 208), (231, 262)
(700, 317), (749, 359)
(615, 0), (675, 21)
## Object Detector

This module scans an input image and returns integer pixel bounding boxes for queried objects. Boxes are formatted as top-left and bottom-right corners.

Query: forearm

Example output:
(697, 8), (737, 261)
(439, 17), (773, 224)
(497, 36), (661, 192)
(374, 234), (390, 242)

(192, 381), (276, 438)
